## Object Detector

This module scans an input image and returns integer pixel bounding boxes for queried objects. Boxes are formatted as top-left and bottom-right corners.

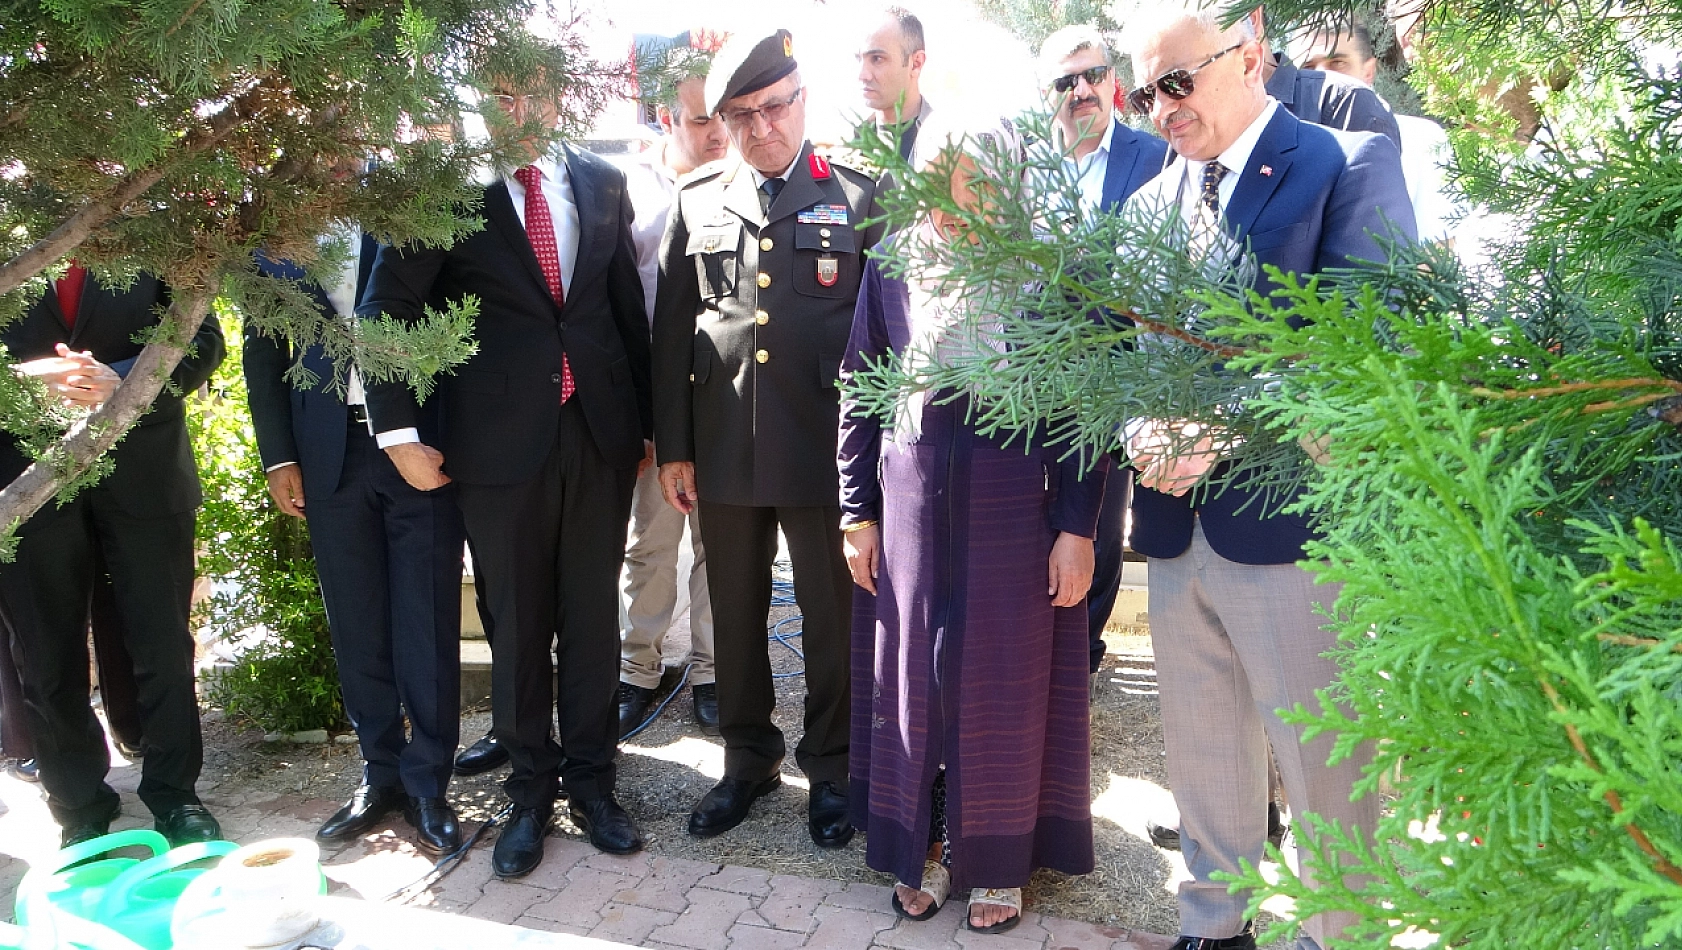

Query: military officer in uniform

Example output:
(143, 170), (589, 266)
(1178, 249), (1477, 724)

(652, 29), (883, 848)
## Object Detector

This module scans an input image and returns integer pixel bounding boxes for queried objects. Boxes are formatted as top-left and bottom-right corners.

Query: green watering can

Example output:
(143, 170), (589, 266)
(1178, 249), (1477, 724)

(14, 831), (234, 950)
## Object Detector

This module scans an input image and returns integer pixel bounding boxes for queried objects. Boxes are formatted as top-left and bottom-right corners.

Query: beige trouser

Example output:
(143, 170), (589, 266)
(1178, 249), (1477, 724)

(1150, 521), (1376, 949)
(619, 461), (714, 688)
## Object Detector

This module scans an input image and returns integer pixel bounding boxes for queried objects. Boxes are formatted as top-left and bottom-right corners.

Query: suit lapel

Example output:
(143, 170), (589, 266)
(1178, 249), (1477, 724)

(564, 146), (601, 287)
(1099, 123), (1144, 212)
(768, 144), (822, 225)
(44, 282), (73, 335)
(721, 159), (767, 227)
(485, 180), (554, 302)
(355, 233), (378, 303)
(1224, 109), (1296, 244)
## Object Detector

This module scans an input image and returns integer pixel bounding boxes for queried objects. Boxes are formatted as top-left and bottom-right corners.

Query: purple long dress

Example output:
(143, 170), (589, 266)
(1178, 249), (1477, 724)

(839, 255), (1106, 893)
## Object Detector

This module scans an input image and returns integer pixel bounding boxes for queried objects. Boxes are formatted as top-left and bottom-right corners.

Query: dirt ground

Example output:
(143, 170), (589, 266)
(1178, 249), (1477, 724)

(194, 596), (1294, 944)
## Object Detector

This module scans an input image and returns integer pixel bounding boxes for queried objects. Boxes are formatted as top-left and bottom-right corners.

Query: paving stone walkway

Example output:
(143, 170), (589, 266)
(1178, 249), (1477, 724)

(0, 766), (1174, 950)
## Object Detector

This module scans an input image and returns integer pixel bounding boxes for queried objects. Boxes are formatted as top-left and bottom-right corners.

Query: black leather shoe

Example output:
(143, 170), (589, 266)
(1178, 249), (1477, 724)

(493, 804), (553, 878)
(568, 796), (644, 855)
(1267, 801), (1289, 850)
(156, 803), (222, 847)
(405, 797), (461, 855)
(59, 796), (123, 850)
(10, 758), (39, 783)
(1146, 818), (1180, 850)
(808, 781), (854, 848)
(453, 732), (508, 776)
(617, 682), (656, 738)
(688, 775), (780, 838)
(691, 683), (719, 734)
(1169, 932), (1257, 950)
(317, 784), (404, 843)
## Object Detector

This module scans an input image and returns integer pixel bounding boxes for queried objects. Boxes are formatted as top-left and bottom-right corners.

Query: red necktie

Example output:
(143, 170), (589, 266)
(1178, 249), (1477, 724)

(514, 165), (575, 404)
(56, 262), (86, 330)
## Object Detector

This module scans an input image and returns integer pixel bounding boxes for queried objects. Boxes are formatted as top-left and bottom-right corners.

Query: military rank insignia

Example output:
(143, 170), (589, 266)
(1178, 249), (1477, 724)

(808, 152), (831, 182)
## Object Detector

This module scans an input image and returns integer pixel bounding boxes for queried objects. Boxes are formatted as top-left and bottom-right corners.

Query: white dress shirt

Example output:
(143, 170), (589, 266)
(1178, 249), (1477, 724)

(1071, 116), (1122, 217)
(377, 148), (581, 449)
(623, 142), (680, 327)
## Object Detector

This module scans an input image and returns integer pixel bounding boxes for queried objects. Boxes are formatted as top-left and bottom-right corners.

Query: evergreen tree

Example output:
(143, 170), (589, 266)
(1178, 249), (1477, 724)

(0, 0), (615, 535)
(845, 0), (1682, 944)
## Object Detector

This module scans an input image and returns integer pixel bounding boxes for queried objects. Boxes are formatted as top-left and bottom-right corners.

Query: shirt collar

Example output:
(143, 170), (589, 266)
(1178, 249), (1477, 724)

(748, 152), (802, 188)
(1208, 98), (1279, 179)
(514, 147), (570, 188)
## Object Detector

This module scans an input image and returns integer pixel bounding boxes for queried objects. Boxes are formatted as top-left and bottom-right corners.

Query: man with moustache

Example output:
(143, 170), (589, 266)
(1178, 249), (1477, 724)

(614, 62), (730, 737)
(652, 29), (883, 847)
(362, 74), (651, 877)
(1038, 24), (1168, 692)
(1120, 6), (1414, 948)
(856, 7), (932, 165)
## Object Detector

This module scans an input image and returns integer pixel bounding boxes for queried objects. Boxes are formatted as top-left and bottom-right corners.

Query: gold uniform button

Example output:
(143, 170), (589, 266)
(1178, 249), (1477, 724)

(756, 272), (771, 288)
(760, 237), (774, 251)
(755, 310), (769, 325)
(755, 349), (769, 364)
(819, 227), (832, 238)
(821, 240), (831, 248)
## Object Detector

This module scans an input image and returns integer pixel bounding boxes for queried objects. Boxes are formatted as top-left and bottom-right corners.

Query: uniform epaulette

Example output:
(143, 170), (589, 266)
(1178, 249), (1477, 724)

(676, 159), (730, 190)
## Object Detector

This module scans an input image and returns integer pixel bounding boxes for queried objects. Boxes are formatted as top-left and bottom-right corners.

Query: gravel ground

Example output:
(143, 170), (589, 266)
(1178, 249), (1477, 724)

(196, 580), (1295, 944)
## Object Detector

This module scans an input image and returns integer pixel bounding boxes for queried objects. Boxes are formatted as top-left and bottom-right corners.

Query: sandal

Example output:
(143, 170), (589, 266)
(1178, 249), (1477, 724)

(966, 886), (1023, 934)
(890, 860), (950, 921)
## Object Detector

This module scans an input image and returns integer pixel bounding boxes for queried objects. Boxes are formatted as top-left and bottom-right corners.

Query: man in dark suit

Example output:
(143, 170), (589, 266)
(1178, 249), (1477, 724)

(652, 30), (882, 848)
(0, 271), (225, 847)
(362, 81), (652, 878)
(1037, 23), (1171, 681)
(244, 236), (467, 855)
(1120, 8), (1415, 949)
(1247, 7), (1401, 147)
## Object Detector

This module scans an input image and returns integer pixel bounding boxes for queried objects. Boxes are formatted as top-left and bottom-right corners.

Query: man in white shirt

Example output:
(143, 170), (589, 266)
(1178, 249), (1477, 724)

(1298, 25), (1461, 244)
(616, 67), (728, 737)
(362, 76), (652, 878)
(1038, 24), (1169, 689)
(1121, 6), (1415, 948)
(856, 6), (933, 166)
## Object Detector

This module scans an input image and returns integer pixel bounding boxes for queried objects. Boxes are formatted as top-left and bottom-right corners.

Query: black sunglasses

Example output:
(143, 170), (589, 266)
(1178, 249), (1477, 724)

(1127, 43), (1244, 114)
(1050, 64), (1112, 94)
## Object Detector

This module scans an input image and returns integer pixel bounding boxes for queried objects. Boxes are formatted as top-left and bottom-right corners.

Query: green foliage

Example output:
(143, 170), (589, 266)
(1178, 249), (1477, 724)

(850, 2), (1682, 944)
(191, 305), (341, 734)
(972, 0), (1120, 50)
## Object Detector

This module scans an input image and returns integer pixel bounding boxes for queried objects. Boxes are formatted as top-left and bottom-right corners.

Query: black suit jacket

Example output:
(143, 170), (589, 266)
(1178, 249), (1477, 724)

(244, 241), (439, 498)
(361, 146), (652, 484)
(1, 274), (225, 516)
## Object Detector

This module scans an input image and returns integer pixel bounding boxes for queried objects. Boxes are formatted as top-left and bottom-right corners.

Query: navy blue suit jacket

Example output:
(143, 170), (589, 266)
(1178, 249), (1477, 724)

(1124, 105), (1416, 564)
(1267, 54), (1401, 147)
(244, 238), (444, 498)
(1099, 120), (1171, 213)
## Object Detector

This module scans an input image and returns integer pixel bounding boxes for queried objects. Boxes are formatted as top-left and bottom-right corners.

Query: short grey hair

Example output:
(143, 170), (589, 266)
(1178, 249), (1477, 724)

(1038, 24), (1114, 79)
(1118, 2), (1258, 63)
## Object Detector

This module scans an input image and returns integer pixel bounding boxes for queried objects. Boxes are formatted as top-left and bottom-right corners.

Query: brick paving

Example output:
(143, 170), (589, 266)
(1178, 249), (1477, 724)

(0, 765), (1174, 950)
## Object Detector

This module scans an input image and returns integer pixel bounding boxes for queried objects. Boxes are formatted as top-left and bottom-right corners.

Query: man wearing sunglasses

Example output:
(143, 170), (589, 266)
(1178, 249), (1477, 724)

(1036, 24), (1169, 700)
(651, 29), (883, 849)
(1119, 7), (1414, 950)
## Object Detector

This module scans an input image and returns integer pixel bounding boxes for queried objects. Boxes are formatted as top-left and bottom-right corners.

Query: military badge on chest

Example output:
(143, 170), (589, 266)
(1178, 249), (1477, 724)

(805, 152), (842, 288)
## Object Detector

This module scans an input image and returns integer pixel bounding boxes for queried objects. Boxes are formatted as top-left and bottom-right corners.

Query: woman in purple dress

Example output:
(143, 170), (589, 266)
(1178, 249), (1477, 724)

(839, 141), (1107, 935)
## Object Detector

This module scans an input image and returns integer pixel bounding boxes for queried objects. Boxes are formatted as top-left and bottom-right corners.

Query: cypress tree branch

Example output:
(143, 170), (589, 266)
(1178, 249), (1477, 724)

(1470, 378), (1682, 399)
(0, 285), (213, 531)
(0, 79), (273, 297)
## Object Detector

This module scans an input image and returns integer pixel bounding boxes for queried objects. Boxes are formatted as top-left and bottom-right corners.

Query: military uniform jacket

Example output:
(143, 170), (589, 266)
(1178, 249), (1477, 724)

(652, 143), (883, 508)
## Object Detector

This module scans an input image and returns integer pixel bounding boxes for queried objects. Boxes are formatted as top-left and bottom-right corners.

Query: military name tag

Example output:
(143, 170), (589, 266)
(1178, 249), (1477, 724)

(797, 204), (850, 226)
(816, 256), (839, 287)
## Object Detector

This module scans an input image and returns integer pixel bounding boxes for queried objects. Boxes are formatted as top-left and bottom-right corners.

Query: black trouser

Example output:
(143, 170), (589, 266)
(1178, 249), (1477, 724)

(696, 500), (851, 788)
(0, 493), (201, 826)
(306, 424), (465, 799)
(1087, 462), (1134, 673)
(90, 555), (145, 750)
(456, 400), (635, 809)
